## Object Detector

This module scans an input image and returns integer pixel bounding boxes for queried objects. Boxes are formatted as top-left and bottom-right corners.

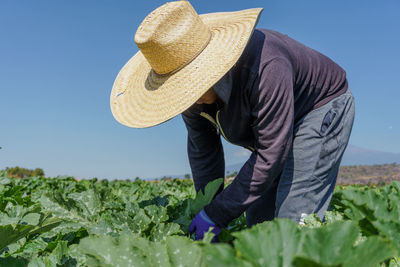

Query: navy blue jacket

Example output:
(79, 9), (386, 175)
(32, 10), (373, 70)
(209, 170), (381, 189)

(182, 29), (348, 227)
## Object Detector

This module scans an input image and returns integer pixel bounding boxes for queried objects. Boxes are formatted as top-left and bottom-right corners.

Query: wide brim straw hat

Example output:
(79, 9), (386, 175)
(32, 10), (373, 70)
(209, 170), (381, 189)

(110, 0), (263, 128)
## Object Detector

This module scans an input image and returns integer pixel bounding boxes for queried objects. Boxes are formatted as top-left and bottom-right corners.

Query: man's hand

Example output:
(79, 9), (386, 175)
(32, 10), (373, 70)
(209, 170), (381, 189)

(189, 209), (221, 242)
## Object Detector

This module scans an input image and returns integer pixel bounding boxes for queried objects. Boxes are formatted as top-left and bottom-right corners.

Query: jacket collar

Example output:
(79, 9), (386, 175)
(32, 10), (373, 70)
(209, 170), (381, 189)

(212, 67), (234, 105)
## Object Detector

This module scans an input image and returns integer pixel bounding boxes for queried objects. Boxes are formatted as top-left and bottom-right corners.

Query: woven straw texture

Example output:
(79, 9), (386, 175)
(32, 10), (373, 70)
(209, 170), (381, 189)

(110, 1), (263, 128)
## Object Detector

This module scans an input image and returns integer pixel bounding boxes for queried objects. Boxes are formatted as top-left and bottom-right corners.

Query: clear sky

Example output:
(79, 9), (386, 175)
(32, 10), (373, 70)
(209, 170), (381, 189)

(1, 0), (399, 180)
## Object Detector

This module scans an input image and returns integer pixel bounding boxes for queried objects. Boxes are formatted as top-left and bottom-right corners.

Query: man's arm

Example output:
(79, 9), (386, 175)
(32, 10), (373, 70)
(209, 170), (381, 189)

(204, 58), (295, 227)
(181, 104), (225, 194)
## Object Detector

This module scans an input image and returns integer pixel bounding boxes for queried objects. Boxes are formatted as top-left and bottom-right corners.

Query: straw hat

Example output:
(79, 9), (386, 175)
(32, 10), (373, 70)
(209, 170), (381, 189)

(110, 0), (263, 128)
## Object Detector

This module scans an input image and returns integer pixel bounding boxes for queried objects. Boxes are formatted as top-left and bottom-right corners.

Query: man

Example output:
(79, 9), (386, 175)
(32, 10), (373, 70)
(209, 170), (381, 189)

(110, 1), (355, 241)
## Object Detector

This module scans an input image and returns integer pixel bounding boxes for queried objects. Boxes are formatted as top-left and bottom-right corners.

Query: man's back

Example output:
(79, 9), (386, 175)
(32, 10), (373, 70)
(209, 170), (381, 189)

(238, 28), (348, 122)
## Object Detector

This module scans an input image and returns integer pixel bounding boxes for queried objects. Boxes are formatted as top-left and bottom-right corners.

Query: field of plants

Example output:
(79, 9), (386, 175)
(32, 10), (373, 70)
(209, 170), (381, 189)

(1, 170), (399, 267)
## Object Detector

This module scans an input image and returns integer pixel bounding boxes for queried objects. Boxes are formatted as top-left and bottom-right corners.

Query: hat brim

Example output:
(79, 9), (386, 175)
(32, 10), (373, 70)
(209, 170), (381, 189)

(110, 8), (263, 128)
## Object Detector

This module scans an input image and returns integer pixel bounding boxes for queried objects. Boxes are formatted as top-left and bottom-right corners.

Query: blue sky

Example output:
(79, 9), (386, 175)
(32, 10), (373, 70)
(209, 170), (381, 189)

(0, 0), (399, 179)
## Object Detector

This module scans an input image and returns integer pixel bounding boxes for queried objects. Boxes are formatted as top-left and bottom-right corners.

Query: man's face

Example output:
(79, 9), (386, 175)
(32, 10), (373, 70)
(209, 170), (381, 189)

(196, 88), (217, 104)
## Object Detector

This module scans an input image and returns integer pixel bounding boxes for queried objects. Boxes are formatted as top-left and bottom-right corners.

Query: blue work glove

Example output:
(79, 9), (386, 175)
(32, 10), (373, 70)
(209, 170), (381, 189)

(189, 209), (221, 241)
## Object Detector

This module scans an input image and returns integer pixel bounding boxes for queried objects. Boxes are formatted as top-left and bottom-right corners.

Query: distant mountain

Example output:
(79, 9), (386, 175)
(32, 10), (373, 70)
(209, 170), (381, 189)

(225, 145), (400, 174)
(341, 145), (400, 166)
(149, 145), (400, 179)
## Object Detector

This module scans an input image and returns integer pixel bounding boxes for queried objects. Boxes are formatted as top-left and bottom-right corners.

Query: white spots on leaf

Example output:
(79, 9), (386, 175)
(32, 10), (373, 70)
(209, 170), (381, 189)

(103, 253), (111, 263)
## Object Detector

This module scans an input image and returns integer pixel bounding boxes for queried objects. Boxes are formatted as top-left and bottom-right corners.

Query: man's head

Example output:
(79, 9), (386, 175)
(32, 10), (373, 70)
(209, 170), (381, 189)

(110, 0), (262, 128)
(196, 88), (218, 104)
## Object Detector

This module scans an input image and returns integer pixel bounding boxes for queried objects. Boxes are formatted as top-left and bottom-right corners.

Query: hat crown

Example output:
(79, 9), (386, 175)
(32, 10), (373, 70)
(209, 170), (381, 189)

(134, 1), (211, 75)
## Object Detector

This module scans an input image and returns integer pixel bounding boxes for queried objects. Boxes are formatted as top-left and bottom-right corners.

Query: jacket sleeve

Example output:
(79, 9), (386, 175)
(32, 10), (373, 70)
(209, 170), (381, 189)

(181, 104), (225, 194)
(204, 59), (295, 227)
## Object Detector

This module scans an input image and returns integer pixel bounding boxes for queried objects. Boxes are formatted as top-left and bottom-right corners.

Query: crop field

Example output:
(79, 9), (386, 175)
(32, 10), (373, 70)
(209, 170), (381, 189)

(0, 171), (399, 267)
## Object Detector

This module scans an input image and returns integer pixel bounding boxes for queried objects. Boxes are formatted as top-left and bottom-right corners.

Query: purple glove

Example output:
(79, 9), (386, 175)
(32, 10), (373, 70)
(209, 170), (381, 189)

(189, 209), (221, 241)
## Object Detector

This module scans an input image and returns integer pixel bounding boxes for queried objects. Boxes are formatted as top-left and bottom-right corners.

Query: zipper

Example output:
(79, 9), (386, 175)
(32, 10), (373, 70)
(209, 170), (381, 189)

(200, 111), (255, 152)
(199, 112), (220, 135)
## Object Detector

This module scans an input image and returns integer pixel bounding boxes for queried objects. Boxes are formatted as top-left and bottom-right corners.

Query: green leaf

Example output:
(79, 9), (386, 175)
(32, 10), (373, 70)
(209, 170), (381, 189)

(39, 194), (88, 224)
(0, 175), (11, 185)
(5, 238), (27, 256)
(39, 189), (103, 225)
(296, 221), (359, 266)
(372, 220), (400, 251)
(323, 211), (344, 223)
(340, 185), (400, 223)
(129, 237), (170, 267)
(292, 257), (335, 267)
(190, 178), (223, 215)
(202, 243), (253, 267)
(0, 214), (62, 251)
(165, 236), (203, 267)
(27, 241), (69, 267)
(296, 221), (395, 267)
(233, 219), (301, 267)
(78, 234), (203, 267)
(9, 238), (47, 259)
(21, 213), (41, 226)
(87, 218), (117, 236)
(144, 205), (169, 224)
(0, 256), (28, 267)
(174, 178), (223, 232)
(79, 234), (145, 267)
(201, 230), (215, 245)
(150, 223), (183, 242)
(68, 189), (102, 220)
(343, 236), (396, 267)
(302, 213), (322, 228)
(130, 209), (152, 234)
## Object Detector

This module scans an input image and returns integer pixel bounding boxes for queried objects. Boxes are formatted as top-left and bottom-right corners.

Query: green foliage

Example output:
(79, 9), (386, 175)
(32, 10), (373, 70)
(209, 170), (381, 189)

(171, 178), (223, 232)
(0, 214), (62, 251)
(332, 181), (400, 251)
(231, 219), (395, 267)
(78, 234), (203, 267)
(233, 219), (301, 267)
(0, 172), (399, 266)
